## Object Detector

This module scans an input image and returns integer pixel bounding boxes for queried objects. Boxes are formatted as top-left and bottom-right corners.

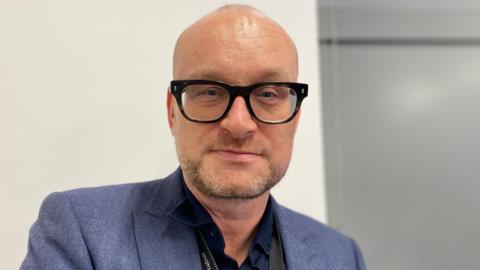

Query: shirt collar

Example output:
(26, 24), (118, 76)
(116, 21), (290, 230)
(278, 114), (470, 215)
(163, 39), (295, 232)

(167, 180), (213, 227)
(168, 179), (275, 256)
(250, 195), (274, 255)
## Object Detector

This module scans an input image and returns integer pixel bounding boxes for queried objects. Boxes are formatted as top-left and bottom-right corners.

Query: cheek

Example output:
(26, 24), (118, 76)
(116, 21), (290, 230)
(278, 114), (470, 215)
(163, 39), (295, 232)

(173, 117), (212, 153)
(263, 125), (296, 164)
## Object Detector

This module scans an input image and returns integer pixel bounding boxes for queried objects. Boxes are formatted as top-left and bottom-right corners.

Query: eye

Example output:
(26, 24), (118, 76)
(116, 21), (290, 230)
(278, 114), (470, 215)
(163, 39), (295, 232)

(259, 91), (277, 98)
(256, 87), (279, 98)
(185, 85), (226, 98)
(200, 88), (222, 96)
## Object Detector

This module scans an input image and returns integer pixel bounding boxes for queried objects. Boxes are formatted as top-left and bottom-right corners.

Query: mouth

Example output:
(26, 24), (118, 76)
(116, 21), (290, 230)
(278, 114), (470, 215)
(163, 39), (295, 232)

(210, 149), (261, 162)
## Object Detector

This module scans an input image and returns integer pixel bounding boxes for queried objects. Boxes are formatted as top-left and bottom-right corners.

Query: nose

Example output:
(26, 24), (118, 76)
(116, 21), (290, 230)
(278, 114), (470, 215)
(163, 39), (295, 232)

(219, 96), (257, 138)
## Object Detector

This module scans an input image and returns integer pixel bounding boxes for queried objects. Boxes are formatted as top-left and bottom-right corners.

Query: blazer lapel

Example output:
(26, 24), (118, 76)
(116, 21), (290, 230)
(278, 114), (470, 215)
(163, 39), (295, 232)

(275, 203), (328, 270)
(132, 169), (202, 270)
(133, 210), (202, 270)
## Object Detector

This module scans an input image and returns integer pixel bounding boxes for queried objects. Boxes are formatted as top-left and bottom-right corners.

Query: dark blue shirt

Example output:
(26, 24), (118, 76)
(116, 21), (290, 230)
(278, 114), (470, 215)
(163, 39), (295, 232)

(168, 181), (275, 270)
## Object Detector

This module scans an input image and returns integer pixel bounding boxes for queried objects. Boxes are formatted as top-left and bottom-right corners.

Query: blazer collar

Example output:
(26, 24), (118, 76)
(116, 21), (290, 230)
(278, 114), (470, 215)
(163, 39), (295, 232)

(274, 200), (328, 270)
(132, 168), (202, 270)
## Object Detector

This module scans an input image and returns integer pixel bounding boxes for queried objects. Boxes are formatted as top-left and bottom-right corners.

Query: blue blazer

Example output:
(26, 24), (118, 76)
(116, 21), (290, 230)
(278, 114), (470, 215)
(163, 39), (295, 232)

(22, 168), (366, 270)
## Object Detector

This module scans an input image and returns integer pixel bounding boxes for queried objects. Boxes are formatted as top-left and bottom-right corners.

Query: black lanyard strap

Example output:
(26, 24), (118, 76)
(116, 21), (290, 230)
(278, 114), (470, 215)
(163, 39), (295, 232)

(197, 228), (220, 270)
(269, 216), (285, 270)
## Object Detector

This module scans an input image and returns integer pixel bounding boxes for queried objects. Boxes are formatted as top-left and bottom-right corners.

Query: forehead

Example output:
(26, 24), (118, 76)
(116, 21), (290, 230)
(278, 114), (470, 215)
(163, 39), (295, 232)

(186, 66), (292, 84)
(173, 14), (298, 84)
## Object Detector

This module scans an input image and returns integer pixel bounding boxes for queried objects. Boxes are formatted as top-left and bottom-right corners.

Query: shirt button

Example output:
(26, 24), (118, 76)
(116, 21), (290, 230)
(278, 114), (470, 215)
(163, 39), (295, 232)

(210, 231), (216, 237)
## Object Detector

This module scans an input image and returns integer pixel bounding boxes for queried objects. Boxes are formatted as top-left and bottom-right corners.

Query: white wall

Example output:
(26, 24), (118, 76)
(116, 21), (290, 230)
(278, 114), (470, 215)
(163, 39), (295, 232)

(0, 0), (324, 268)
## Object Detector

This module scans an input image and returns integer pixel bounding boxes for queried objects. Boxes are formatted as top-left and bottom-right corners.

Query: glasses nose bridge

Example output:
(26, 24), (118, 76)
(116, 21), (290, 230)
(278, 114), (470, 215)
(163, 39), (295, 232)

(224, 85), (255, 119)
(229, 85), (252, 103)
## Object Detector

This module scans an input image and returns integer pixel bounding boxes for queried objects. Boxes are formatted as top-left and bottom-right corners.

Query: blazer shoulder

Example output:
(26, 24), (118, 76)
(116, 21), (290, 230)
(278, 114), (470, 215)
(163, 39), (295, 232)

(22, 181), (159, 270)
(36, 180), (161, 242)
(57, 168), (184, 215)
(22, 169), (185, 270)
(276, 205), (345, 239)
(60, 179), (157, 207)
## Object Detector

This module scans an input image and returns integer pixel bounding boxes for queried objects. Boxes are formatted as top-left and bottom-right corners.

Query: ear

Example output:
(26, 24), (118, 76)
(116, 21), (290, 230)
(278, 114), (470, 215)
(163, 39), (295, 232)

(166, 87), (175, 134)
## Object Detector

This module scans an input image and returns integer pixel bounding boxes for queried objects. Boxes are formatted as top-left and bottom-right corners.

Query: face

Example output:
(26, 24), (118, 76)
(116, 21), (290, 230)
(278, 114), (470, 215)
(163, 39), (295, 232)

(168, 14), (300, 200)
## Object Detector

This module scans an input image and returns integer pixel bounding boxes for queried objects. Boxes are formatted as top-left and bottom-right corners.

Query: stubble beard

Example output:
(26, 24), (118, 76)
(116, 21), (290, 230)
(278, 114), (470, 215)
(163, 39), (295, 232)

(175, 137), (288, 200)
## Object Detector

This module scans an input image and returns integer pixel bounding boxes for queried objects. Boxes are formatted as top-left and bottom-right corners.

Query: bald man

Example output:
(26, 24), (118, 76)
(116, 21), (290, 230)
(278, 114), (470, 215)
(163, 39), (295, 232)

(22, 5), (366, 270)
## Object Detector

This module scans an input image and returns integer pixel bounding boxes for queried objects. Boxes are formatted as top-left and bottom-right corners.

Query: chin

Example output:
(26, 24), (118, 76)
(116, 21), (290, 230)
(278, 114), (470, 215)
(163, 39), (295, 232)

(199, 169), (278, 200)
(181, 155), (285, 200)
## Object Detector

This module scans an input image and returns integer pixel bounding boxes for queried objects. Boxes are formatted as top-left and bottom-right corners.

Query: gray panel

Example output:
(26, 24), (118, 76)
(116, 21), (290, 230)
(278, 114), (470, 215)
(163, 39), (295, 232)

(320, 9), (480, 270)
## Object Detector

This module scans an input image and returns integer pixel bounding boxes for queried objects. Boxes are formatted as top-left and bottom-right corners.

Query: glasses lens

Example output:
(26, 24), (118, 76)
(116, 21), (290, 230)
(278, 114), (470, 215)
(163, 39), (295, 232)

(181, 84), (229, 121)
(250, 85), (297, 123)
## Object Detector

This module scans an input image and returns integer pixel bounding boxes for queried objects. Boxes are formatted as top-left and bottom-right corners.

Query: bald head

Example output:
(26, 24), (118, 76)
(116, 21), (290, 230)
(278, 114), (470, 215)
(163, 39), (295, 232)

(172, 5), (298, 82)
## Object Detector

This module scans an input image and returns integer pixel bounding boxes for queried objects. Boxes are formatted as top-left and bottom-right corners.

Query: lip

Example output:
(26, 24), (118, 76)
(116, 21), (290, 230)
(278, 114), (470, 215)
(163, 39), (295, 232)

(210, 149), (261, 162)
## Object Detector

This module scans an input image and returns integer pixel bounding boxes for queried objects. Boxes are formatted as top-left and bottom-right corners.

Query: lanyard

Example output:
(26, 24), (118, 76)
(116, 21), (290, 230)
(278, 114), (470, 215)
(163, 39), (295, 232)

(196, 214), (285, 270)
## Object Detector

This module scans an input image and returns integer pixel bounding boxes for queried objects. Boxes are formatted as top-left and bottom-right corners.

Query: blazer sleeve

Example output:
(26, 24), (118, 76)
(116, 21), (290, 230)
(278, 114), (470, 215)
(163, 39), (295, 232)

(351, 239), (367, 270)
(21, 192), (94, 270)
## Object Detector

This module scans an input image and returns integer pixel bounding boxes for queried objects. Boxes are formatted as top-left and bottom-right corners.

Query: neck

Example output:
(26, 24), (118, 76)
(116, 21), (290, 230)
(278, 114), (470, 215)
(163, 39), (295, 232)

(185, 181), (269, 265)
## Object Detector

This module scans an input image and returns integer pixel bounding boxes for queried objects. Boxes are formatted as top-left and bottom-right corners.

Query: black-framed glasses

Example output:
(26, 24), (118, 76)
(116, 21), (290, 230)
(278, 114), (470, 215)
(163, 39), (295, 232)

(170, 80), (308, 124)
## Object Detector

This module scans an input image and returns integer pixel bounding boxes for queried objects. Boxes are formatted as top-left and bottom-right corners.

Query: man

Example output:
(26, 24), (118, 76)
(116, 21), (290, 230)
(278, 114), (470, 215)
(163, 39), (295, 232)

(22, 5), (365, 270)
